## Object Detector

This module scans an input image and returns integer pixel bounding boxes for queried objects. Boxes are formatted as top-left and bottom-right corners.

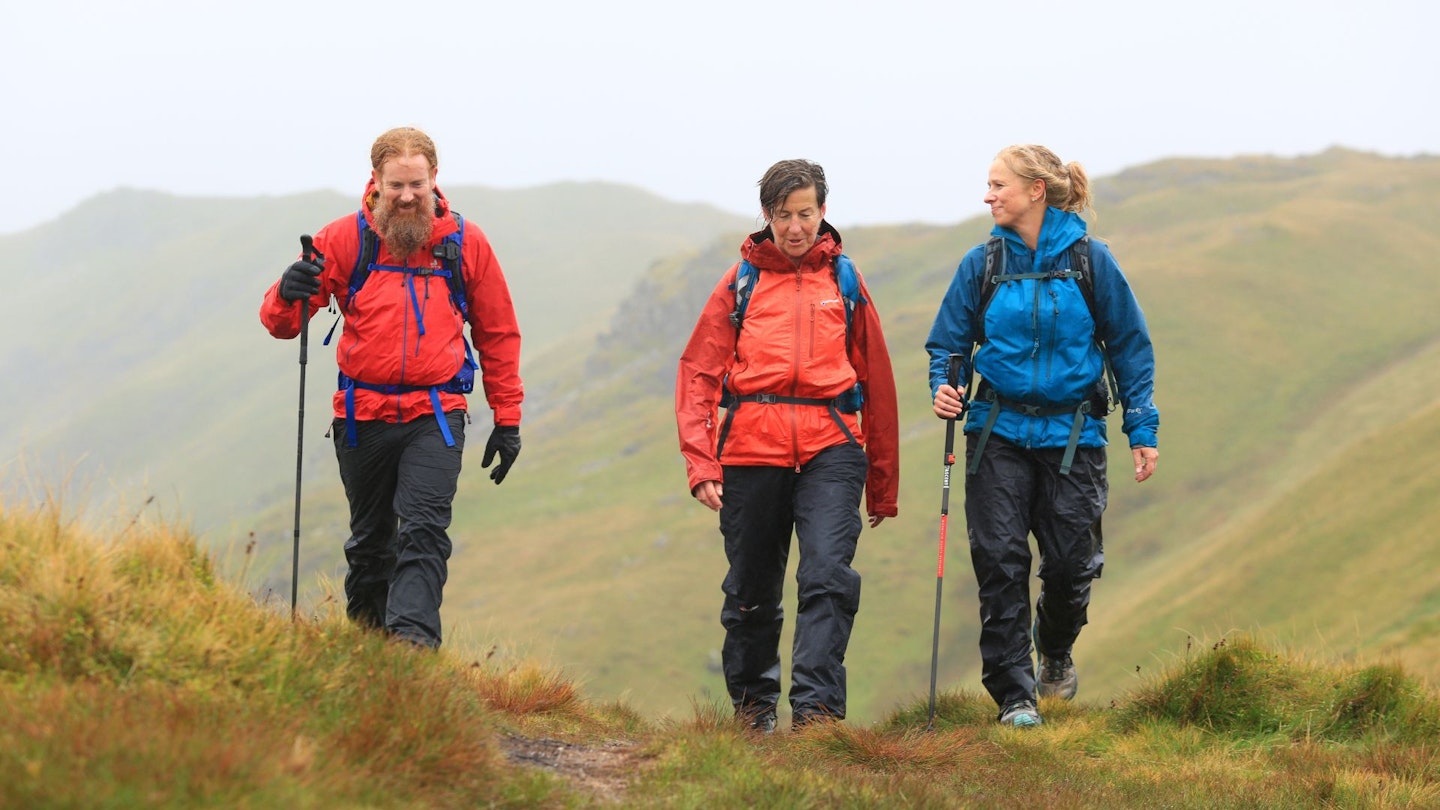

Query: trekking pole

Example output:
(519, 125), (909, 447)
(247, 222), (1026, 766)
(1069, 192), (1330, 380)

(291, 234), (315, 621)
(927, 353), (964, 730)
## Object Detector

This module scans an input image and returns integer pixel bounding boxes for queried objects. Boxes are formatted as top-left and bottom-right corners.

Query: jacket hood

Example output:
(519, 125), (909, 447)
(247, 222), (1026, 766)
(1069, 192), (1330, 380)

(741, 220), (843, 272)
(992, 207), (1087, 267)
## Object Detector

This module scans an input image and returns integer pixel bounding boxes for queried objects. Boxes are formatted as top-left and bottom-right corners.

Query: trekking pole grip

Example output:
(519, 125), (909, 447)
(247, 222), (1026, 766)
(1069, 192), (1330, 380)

(298, 235), (315, 365)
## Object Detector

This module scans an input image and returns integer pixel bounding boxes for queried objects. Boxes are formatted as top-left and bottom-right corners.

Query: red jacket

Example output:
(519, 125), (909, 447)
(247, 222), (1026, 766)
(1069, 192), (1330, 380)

(675, 224), (899, 518)
(260, 182), (523, 426)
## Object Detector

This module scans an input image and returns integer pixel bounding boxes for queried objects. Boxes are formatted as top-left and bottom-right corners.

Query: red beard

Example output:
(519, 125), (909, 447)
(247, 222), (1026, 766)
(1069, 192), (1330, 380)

(372, 195), (435, 261)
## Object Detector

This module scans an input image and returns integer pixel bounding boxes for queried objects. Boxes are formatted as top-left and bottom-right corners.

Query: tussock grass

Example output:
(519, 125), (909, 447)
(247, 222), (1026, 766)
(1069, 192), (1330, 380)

(4, 499), (1439, 808)
(0, 501), (563, 808)
(1120, 635), (1440, 744)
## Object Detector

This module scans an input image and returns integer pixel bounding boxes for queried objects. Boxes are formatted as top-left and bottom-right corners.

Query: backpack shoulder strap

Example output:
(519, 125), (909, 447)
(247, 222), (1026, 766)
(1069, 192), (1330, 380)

(728, 260), (759, 330)
(345, 210), (381, 312)
(730, 255), (865, 341)
(1070, 235), (1096, 321)
(1069, 235), (1119, 412)
(833, 254), (864, 341)
(975, 236), (1005, 344)
(439, 212), (468, 319)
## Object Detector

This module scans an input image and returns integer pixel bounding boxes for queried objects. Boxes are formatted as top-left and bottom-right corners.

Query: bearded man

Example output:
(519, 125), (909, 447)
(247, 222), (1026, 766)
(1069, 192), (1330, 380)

(260, 126), (524, 648)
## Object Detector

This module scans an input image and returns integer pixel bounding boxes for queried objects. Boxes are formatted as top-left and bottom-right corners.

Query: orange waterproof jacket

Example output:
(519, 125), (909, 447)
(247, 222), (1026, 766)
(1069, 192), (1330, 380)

(260, 182), (523, 426)
(675, 224), (899, 518)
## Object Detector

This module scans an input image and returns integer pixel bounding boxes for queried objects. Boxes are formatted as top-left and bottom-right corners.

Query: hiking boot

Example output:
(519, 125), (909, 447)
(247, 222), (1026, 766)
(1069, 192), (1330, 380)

(737, 706), (777, 735)
(1033, 617), (1078, 700)
(998, 701), (1042, 728)
(1038, 651), (1078, 700)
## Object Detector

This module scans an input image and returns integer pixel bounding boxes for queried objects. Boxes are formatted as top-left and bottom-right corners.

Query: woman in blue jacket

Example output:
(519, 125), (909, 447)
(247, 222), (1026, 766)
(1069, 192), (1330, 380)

(926, 144), (1159, 728)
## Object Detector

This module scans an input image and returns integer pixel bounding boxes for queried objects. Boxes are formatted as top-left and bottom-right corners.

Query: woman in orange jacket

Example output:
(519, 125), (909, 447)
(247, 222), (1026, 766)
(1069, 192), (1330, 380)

(675, 159), (899, 731)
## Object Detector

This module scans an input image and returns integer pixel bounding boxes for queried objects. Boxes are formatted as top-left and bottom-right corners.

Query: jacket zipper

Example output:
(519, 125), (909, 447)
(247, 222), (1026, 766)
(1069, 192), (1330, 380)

(397, 268), (410, 421)
(809, 303), (817, 361)
(791, 272), (803, 471)
(1029, 278), (1042, 397)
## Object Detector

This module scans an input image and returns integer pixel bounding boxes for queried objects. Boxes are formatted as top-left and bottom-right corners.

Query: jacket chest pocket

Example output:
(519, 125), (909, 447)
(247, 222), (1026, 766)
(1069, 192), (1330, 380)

(807, 296), (848, 359)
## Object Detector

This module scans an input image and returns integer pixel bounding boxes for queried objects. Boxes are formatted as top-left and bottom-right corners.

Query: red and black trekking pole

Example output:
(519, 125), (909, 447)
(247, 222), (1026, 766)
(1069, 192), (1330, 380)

(291, 234), (315, 620)
(927, 353), (964, 730)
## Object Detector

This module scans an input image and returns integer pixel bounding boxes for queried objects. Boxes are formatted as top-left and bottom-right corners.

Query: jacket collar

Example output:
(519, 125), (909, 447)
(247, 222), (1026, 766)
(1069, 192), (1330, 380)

(742, 220), (843, 273)
(992, 207), (1087, 267)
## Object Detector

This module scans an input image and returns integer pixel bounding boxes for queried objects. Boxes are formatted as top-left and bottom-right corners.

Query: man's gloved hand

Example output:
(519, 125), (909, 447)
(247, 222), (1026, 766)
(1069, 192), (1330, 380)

(279, 258), (323, 303)
(482, 425), (521, 485)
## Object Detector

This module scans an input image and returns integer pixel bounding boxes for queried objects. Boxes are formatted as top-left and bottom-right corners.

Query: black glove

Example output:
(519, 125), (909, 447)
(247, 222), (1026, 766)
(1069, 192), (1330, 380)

(482, 425), (521, 485)
(279, 258), (323, 303)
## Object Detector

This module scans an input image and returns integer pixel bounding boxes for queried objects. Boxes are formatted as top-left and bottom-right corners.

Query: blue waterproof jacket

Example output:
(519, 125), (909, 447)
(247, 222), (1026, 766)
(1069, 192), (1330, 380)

(925, 208), (1159, 449)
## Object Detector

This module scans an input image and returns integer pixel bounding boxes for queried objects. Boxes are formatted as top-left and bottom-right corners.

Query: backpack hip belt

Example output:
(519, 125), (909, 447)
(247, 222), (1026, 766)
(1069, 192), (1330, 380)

(968, 382), (1093, 477)
(715, 392), (859, 461)
(339, 374), (469, 448)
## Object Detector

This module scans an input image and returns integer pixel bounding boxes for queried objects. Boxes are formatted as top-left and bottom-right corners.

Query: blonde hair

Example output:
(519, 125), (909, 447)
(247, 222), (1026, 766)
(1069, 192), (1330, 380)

(371, 127), (438, 173)
(997, 144), (1092, 215)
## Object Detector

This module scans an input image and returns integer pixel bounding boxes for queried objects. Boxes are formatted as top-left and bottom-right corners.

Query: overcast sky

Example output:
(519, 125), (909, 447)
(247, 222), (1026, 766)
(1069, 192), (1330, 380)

(4, 0), (1436, 236)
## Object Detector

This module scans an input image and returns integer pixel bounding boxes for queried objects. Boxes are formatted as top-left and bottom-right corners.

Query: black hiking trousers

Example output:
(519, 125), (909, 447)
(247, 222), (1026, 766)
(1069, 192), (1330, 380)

(718, 443), (867, 721)
(333, 410), (466, 648)
(964, 433), (1106, 710)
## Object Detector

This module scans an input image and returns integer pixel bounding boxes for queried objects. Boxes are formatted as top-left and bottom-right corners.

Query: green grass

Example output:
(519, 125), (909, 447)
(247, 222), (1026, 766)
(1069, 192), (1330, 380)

(6, 499), (1439, 807)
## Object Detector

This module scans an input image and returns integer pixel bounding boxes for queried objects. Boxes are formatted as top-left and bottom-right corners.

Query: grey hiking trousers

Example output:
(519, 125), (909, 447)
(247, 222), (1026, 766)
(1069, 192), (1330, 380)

(333, 411), (465, 648)
(964, 433), (1106, 710)
(718, 443), (867, 721)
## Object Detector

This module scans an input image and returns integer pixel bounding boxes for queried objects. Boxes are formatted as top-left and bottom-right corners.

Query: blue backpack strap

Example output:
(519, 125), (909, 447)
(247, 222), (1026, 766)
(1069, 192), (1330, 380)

(832, 254), (865, 413)
(335, 210), (473, 448)
(728, 259), (759, 329)
(833, 254), (863, 340)
(347, 211), (381, 312)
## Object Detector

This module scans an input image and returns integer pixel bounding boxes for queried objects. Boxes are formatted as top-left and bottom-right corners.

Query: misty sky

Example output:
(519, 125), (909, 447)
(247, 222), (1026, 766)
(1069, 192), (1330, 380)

(4, 0), (1436, 236)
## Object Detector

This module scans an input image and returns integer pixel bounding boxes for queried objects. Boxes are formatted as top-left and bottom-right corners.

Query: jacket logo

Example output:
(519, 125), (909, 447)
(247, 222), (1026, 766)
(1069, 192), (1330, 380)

(818, 298), (841, 307)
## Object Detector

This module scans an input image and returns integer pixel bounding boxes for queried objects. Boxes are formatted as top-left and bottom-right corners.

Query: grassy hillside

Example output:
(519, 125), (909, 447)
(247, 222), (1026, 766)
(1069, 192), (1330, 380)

(0, 183), (748, 531)
(6, 149), (1440, 729)
(4, 504), (1438, 808)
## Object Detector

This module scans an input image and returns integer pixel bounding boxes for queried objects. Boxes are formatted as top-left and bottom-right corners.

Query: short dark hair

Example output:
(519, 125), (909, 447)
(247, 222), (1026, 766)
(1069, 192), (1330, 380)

(757, 159), (827, 219)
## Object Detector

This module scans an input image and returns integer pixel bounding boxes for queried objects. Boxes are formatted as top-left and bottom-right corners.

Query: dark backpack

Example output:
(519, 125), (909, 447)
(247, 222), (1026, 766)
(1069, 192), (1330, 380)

(971, 235), (1116, 413)
(323, 209), (476, 448)
(966, 235), (1117, 476)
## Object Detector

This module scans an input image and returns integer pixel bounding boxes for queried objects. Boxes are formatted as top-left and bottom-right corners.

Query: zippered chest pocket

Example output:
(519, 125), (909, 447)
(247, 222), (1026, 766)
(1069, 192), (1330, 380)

(808, 294), (848, 359)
